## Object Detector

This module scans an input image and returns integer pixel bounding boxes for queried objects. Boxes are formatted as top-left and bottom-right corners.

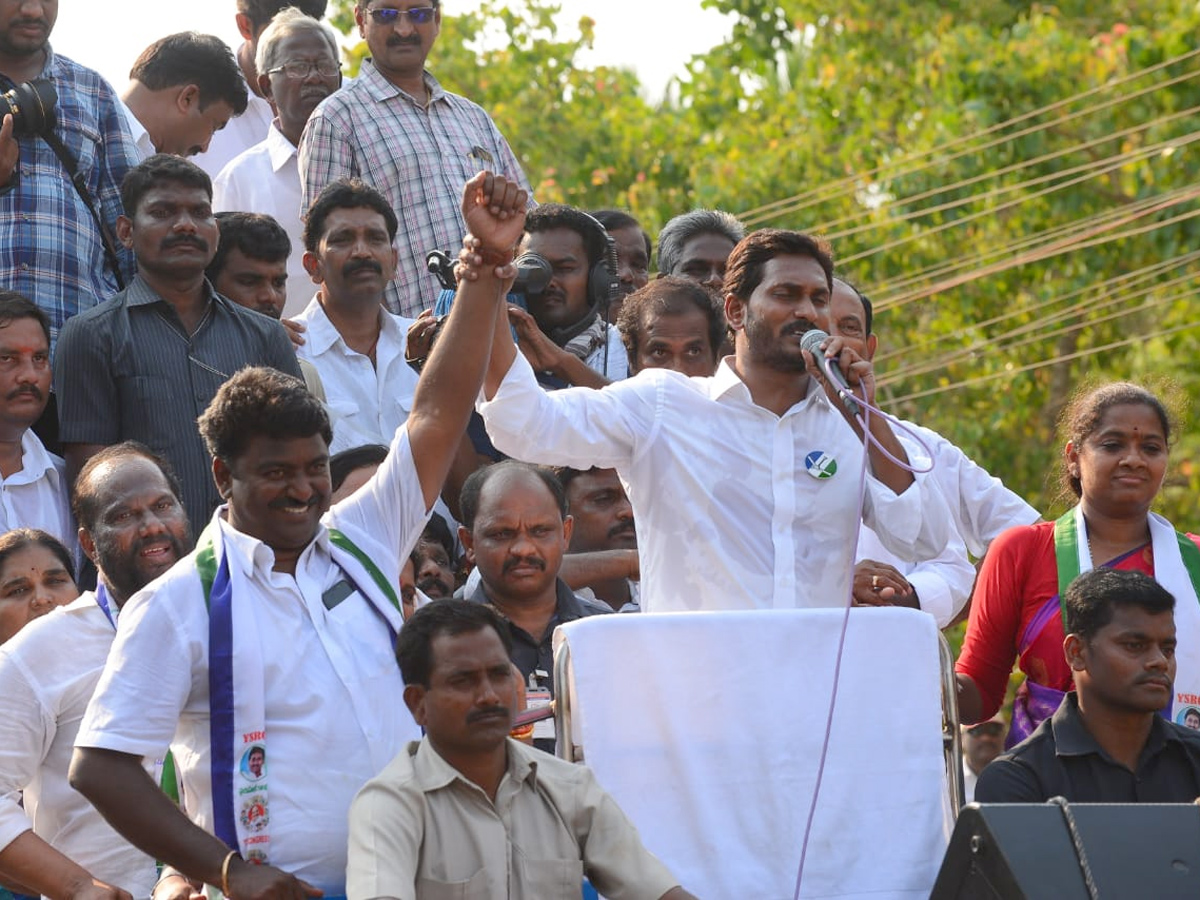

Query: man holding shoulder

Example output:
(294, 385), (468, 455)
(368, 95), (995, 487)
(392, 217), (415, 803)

(70, 171), (527, 898)
(346, 599), (696, 900)
(976, 568), (1200, 803)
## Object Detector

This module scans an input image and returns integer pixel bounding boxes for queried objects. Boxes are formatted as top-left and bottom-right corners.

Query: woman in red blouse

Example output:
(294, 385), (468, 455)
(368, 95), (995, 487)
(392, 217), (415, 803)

(956, 382), (1200, 746)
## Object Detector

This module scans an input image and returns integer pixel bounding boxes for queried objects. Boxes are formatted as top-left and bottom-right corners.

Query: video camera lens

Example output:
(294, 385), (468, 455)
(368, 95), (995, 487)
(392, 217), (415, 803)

(0, 79), (56, 137)
(512, 252), (552, 298)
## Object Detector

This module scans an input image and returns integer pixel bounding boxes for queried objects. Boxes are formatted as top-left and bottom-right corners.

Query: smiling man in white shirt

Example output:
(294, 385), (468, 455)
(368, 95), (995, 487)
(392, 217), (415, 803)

(0, 443), (190, 900)
(69, 172), (528, 898)
(477, 228), (950, 613)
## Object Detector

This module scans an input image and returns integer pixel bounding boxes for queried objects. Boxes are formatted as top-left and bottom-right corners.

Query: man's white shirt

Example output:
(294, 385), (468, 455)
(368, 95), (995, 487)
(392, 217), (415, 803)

(117, 99), (154, 161)
(0, 430), (76, 556)
(294, 297), (419, 454)
(479, 353), (949, 613)
(77, 427), (429, 892)
(855, 422), (1040, 626)
(0, 594), (157, 897)
(213, 122), (316, 318)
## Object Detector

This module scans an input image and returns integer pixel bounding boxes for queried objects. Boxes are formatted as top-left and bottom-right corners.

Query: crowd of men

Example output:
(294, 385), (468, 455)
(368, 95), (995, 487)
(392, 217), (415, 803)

(0, 1), (1197, 898)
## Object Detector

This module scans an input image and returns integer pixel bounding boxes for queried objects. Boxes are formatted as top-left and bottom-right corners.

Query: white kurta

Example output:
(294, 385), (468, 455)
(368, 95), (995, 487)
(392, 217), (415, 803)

(479, 353), (950, 613)
(77, 427), (428, 893)
(0, 594), (157, 897)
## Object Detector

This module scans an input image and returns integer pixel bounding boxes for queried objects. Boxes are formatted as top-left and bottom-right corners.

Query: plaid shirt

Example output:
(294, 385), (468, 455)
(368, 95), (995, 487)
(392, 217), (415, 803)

(0, 49), (138, 347)
(299, 61), (532, 318)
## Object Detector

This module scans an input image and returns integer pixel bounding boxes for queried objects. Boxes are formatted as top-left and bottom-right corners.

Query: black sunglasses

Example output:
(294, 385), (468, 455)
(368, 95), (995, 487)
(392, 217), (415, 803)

(367, 6), (436, 25)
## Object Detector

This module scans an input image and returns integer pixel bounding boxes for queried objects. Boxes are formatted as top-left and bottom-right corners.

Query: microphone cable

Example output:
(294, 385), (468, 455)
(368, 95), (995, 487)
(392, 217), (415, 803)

(791, 350), (937, 900)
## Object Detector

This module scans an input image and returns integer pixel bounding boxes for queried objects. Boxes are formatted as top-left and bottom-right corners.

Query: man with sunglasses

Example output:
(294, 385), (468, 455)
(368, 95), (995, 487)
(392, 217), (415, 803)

(300, 0), (532, 318)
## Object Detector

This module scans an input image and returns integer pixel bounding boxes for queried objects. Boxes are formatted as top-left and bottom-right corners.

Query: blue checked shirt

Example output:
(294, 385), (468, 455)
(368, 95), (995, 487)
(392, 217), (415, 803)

(0, 49), (138, 348)
(299, 61), (532, 318)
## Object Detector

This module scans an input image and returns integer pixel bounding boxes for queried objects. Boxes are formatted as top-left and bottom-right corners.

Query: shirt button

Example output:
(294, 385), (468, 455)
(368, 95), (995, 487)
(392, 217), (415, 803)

(18, 263), (27, 270)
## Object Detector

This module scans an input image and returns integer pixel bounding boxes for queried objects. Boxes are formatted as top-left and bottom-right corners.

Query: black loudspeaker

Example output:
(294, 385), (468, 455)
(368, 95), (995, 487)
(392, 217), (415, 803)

(931, 803), (1200, 899)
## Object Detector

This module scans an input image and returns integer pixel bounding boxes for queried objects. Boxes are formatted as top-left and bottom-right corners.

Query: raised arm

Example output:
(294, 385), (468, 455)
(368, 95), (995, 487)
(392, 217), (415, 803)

(407, 172), (527, 510)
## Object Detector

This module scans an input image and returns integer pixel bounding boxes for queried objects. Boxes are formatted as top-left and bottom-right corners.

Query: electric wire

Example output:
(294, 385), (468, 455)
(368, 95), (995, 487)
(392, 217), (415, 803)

(887, 320), (1200, 405)
(873, 250), (1200, 364)
(738, 50), (1200, 225)
(881, 266), (1200, 381)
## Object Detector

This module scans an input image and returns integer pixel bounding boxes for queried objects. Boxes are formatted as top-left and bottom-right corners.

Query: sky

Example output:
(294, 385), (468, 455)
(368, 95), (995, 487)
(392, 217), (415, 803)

(51, 1), (733, 99)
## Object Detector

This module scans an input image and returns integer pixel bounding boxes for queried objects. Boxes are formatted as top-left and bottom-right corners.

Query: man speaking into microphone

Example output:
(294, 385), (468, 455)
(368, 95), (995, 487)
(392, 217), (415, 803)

(476, 228), (949, 612)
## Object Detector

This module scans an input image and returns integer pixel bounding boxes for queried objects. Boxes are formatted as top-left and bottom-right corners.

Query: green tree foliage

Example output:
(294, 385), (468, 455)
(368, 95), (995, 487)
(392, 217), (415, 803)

(328, 0), (1200, 522)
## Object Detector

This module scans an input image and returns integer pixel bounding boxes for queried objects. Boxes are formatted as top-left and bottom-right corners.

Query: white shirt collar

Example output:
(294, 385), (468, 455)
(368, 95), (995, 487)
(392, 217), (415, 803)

(299, 294), (405, 358)
(214, 505), (331, 579)
(265, 121), (298, 173)
(709, 356), (825, 415)
(4, 429), (62, 487)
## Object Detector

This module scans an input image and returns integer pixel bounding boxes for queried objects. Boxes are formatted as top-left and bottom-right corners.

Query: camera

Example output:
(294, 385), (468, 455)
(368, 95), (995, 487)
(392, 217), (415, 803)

(509, 252), (552, 300)
(0, 79), (56, 137)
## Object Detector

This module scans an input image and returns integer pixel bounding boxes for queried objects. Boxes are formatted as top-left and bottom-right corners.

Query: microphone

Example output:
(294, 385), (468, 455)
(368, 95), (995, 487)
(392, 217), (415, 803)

(800, 328), (861, 417)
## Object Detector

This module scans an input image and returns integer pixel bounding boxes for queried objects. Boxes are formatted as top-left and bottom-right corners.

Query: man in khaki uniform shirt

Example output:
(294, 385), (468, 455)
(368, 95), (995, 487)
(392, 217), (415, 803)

(346, 600), (696, 900)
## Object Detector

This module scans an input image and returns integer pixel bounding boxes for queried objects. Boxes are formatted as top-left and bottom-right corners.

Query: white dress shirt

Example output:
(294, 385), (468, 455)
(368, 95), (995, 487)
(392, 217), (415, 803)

(0, 594), (157, 898)
(479, 353), (949, 613)
(294, 297), (419, 454)
(117, 99), (154, 161)
(77, 427), (428, 893)
(192, 89), (274, 180)
(855, 421), (1039, 626)
(0, 430), (76, 555)
(213, 122), (316, 318)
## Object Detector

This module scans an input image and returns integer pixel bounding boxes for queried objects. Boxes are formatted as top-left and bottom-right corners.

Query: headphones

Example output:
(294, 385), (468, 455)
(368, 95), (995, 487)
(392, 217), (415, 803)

(579, 211), (622, 320)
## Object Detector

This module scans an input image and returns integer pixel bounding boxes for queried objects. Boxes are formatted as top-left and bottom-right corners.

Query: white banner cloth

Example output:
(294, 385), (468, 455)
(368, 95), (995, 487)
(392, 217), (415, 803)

(554, 608), (952, 899)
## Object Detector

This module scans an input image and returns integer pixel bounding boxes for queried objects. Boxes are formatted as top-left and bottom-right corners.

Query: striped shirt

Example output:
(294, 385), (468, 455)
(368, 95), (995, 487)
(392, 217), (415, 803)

(54, 277), (303, 536)
(0, 49), (138, 347)
(298, 61), (532, 318)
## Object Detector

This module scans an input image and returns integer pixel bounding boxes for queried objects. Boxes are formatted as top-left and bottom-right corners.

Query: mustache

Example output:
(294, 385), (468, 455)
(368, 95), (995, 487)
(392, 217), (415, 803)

(503, 555), (545, 574)
(12, 18), (47, 31)
(387, 34), (422, 48)
(467, 706), (511, 724)
(162, 235), (209, 252)
(783, 320), (819, 337)
(6, 384), (42, 402)
(416, 575), (451, 597)
(135, 532), (184, 559)
(343, 258), (383, 278)
(608, 521), (635, 539)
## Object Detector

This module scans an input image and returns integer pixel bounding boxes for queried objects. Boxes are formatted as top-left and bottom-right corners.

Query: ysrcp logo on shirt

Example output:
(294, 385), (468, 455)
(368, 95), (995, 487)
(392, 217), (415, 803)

(805, 450), (838, 480)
